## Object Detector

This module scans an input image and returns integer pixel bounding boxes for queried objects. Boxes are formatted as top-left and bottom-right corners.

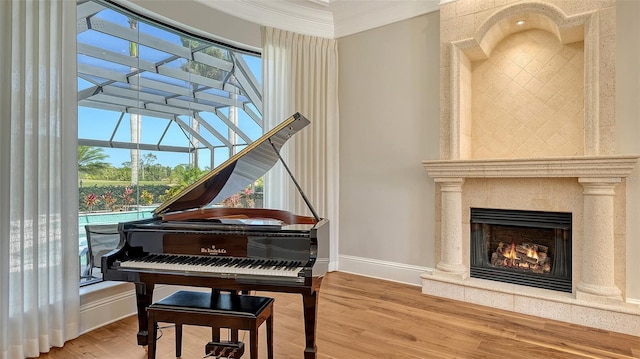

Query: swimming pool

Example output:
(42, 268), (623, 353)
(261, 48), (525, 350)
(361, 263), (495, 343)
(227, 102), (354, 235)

(78, 208), (155, 248)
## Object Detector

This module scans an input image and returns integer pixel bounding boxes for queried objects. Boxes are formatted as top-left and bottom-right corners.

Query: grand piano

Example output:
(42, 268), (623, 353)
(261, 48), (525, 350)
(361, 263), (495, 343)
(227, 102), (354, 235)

(102, 112), (329, 359)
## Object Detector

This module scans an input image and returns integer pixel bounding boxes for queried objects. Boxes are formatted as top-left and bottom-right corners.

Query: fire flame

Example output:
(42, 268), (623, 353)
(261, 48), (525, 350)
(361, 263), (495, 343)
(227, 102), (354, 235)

(492, 240), (551, 274)
(501, 242), (518, 266)
(500, 242), (541, 268)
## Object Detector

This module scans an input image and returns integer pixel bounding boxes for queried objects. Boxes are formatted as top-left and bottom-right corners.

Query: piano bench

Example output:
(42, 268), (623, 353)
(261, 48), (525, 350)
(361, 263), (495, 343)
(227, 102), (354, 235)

(147, 290), (274, 359)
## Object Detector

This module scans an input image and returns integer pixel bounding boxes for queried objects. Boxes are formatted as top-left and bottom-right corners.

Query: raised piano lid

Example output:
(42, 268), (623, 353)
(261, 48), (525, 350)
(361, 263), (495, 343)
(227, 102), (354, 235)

(153, 112), (310, 217)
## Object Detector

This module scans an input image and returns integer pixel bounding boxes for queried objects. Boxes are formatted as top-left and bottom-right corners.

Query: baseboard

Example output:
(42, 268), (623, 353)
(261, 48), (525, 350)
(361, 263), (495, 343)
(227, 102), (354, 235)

(80, 282), (136, 334)
(79, 263), (640, 336)
(627, 297), (640, 306)
(337, 254), (430, 286)
(79, 282), (193, 335)
(79, 257), (429, 334)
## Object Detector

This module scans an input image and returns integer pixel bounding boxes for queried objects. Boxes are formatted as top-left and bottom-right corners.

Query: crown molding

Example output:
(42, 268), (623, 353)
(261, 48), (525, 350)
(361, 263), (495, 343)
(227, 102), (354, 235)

(333, 0), (441, 38)
(194, 0), (335, 38)
(195, 0), (441, 39)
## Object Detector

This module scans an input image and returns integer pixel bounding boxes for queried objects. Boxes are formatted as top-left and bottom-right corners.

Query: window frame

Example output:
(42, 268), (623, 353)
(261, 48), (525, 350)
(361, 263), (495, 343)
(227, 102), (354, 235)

(77, 0), (263, 286)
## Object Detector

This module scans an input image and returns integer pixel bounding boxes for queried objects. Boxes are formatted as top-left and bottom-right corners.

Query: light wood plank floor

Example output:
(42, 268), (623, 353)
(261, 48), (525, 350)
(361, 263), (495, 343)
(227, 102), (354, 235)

(32, 272), (640, 358)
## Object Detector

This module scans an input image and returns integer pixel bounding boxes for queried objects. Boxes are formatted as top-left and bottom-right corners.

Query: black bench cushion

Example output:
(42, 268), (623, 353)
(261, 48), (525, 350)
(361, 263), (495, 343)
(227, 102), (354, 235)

(150, 291), (273, 318)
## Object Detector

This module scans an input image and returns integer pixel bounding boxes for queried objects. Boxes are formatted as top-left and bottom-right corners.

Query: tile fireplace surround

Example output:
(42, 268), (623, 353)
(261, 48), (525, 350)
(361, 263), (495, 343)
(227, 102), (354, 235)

(422, 1), (640, 336)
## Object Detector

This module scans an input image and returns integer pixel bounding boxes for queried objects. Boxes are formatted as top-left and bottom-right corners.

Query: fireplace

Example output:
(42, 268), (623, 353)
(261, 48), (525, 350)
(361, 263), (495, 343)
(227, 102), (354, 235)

(470, 208), (572, 293)
(421, 0), (640, 337)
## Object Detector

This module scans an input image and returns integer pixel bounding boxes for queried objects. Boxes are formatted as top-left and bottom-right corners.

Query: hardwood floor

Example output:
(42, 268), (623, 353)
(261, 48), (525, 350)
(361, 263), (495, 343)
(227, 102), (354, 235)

(33, 272), (640, 358)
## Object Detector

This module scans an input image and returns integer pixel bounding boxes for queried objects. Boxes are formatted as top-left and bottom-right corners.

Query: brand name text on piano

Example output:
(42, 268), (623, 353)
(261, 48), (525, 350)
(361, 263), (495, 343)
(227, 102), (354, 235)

(201, 245), (227, 255)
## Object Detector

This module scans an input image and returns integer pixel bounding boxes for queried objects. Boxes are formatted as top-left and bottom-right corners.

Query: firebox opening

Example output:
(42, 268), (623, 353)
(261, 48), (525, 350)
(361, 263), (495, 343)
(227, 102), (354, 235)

(470, 208), (572, 293)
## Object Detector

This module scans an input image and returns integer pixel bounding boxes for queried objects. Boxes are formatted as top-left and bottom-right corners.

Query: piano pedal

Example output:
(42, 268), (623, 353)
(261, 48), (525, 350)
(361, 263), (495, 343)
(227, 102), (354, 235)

(204, 341), (244, 358)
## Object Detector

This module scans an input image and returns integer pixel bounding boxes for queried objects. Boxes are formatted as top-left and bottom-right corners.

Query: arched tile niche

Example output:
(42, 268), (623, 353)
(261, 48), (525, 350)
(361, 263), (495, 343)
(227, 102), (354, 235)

(444, 2), (609, 160)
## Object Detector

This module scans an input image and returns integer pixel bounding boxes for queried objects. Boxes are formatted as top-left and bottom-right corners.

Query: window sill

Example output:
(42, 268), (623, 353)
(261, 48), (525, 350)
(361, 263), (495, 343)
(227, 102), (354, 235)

(80, 280), (131, 303)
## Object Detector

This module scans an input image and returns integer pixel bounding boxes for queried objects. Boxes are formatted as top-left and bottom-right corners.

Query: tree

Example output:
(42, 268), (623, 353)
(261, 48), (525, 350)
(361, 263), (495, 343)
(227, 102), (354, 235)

(141, 152), (157, 180)
(78, 145), (109, 178)
(180, 39), (228, 81)
(169, 164), (207, 187)
(161, 164), (207, 201)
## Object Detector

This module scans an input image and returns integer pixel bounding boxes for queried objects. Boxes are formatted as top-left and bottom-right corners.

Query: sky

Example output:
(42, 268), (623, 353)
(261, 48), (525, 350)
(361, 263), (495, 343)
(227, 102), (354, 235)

(77, 5), (262, 169)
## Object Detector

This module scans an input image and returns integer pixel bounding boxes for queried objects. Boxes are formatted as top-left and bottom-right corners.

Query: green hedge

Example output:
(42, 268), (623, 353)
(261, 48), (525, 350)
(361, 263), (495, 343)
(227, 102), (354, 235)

(79, 185), (264, 212)
(79, 184), (170, 212)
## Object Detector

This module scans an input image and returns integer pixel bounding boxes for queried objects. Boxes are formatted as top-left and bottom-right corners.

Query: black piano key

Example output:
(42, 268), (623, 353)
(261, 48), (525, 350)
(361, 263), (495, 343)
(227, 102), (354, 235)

(196, 257), (209, 266)
(153, 254), (168, 263)
(188, 256), (200, 265)
(228, 258), (243, 267)
(171, 255), (183, 263)
(142, 254), (159, 262)
(220, 257), (233, 266)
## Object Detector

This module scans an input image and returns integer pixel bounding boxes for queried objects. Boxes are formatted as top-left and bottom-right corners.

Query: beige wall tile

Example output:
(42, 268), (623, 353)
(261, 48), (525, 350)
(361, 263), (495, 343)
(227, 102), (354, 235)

(469, 29), (584, 158)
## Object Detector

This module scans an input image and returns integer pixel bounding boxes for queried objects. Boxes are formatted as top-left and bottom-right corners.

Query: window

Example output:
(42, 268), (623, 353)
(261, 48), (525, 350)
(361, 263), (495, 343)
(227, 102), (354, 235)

(77, 0), (263, 285)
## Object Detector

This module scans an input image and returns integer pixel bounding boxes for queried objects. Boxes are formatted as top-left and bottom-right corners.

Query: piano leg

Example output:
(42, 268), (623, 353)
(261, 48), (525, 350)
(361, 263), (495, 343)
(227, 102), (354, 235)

(135, 282), (155, 346)
(302, 291), (319, 359)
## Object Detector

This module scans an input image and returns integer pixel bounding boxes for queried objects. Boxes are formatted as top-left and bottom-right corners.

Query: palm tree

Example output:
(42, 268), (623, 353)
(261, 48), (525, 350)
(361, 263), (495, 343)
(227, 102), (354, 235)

(78, 145), (109, 178)
(129, 18), (141, 186)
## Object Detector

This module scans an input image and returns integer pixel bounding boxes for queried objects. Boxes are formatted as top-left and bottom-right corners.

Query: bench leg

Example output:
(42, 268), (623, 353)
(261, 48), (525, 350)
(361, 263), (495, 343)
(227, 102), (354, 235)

(176, 323), (182, 357)
(267, 315), (273, 359)
(250, 328), (258, 359)
(147, 312), (157, 359)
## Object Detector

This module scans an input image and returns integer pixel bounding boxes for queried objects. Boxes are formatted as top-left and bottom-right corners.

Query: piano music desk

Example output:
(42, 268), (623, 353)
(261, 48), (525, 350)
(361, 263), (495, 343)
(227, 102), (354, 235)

(147, 290), (274, 359)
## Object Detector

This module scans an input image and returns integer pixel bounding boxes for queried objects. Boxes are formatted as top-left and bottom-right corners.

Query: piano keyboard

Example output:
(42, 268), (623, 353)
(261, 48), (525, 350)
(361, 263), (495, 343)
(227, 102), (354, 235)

(116, 254), (306, 278)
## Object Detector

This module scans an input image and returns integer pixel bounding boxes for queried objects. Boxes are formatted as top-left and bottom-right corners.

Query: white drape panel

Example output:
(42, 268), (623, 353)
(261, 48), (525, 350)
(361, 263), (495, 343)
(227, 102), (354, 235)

(261, 27), (339, 270)
(0, 1), (80, 358)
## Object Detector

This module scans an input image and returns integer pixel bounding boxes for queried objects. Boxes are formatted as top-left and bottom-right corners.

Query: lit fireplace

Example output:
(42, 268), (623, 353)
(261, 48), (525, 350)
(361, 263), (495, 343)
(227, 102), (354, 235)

(421, 0), (640, 337)
(492, 241), (550, 274)
(470, 208), (572, 293)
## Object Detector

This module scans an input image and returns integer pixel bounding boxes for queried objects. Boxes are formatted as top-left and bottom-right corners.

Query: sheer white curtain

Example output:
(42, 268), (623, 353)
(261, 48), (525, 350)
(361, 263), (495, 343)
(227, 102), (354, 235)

(0, 1), (80, 358)
(261, 27), (339, 270)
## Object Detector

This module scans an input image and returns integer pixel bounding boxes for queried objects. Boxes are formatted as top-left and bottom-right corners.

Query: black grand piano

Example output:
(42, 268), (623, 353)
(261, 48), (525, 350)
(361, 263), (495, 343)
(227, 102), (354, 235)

(102, 112), (329, 359)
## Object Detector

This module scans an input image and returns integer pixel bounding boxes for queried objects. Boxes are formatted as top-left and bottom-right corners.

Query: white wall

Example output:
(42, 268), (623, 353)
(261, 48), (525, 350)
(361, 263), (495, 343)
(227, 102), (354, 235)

(336, 12), (440, 285)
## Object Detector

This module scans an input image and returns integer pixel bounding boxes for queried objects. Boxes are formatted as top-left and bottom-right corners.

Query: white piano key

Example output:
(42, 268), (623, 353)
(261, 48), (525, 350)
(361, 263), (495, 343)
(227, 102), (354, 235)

(119, 254), (304, 278)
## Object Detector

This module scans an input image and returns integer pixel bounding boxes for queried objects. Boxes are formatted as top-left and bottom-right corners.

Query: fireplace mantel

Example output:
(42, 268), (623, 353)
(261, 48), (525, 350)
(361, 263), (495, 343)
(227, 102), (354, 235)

(422, 153), (640, 335)
(423, 155), (640, 179)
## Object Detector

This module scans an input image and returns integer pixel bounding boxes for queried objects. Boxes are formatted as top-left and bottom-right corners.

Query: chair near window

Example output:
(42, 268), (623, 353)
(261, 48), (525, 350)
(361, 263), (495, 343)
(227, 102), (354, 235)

(81, 224), (120, 279)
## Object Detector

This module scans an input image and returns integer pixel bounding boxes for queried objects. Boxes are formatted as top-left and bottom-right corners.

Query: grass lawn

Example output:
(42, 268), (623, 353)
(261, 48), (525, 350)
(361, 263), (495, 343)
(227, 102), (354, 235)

(80, 179), (169, 187)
